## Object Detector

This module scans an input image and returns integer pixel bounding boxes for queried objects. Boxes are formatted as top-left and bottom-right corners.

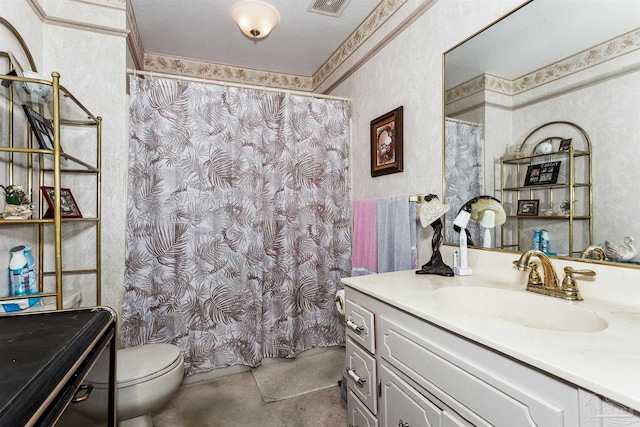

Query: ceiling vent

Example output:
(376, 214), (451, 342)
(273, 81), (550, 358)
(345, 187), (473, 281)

(308, 0), (351, 18)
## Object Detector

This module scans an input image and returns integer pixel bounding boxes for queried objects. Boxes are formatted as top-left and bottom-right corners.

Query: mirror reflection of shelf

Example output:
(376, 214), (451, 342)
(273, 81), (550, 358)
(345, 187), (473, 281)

(500, 121), (592, 257)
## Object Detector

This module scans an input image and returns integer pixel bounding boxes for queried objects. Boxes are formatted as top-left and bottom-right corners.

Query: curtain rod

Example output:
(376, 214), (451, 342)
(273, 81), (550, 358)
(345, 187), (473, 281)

(126, 69), (351, 102)
(445, 117), (482, 126)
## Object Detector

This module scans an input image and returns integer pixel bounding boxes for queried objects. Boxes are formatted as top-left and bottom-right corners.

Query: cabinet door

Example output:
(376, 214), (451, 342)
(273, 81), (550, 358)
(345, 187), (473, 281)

(578, 389), (640, 426)
(348, 390), (379, 427)
(380, 362), (442, 427)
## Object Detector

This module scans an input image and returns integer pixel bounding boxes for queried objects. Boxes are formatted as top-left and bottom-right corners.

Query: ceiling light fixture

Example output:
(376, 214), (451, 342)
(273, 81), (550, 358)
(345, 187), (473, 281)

(231, 0), (280, 39)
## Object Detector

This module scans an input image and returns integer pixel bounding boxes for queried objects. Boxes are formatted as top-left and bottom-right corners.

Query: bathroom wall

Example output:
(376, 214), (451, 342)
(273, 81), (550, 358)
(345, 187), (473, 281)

(3, 0), (638, 318)
(0, 0), (128, 312)
(329, 0), (525, 265)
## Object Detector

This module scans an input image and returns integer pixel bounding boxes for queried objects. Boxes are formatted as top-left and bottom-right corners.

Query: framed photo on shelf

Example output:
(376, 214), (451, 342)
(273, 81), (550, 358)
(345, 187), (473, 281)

(23, 104), (54, 150)
(517, 199), (539, 216)
(41, 186), (82, 218)
(558, 138), (572, 151)
(370, 106), (403, 177)
(524, 161), (561, 186)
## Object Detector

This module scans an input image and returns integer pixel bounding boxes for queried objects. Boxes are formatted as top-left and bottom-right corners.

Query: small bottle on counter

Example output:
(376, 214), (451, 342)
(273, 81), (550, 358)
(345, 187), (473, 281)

(23, 245), (37, 294)
(453, 250), (459, 267)
(540, 230), (549, 254)
(533, 229), (541, 251)
(9, 245), (29, 296)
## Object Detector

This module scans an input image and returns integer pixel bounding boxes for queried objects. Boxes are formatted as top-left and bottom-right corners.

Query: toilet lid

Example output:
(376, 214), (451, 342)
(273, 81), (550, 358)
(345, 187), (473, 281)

(88, 343), (183, 388)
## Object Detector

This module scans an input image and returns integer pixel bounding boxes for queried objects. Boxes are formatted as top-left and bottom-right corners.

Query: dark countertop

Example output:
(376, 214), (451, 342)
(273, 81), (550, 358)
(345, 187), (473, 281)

(0, 308), (115, 426)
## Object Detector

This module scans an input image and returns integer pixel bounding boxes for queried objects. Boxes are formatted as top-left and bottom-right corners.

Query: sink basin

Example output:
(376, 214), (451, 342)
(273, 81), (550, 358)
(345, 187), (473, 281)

(433, 286), (608, 332)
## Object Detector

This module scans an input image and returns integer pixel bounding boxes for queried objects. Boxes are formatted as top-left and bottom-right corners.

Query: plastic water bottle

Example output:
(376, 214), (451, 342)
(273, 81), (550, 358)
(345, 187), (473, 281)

(9, 246), (29, 296)
(23, 245), (37, 294)
(533, 229), (541, 251)
(540, 230), (550, 254)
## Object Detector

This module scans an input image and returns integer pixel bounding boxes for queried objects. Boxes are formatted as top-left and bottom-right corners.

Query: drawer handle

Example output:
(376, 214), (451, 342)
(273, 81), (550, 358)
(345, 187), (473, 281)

(71, 384), (94, 403)
(346, 319), (365, 334)
(347, 368), (367, 386)
(398, 420), (410, 427)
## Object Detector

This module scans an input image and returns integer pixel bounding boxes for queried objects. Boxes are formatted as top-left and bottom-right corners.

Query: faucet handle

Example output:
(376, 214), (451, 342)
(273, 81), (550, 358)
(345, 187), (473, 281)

(527, 262), (543, 286)
(561, 266), (595, 301)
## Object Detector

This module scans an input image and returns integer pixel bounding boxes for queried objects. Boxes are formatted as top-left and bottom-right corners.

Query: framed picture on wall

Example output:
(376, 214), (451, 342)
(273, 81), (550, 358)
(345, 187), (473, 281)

(523, 161), (561, 186)
(517, 199), (539, 216)
(23, 104), (55, 151)
(370, 106), (403, 177)
(558, 138), (572, 151)
(41, 186), (83, 218)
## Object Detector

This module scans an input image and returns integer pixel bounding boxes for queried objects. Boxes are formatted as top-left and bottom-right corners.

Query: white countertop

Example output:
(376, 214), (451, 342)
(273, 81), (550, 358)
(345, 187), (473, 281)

(342, 269), (640, 412)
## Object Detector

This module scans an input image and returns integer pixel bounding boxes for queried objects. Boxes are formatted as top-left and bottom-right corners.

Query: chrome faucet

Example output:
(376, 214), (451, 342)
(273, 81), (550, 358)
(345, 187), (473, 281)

(513, 249), (595, 301)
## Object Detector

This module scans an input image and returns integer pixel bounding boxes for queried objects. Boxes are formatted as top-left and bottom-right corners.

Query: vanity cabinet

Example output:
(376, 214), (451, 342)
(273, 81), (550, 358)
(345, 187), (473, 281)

(345, 298), (378, 426)
(500, 121), (592, 258)
(0, 52), (102, 309)
(344, 286), (639, 427)
(0, 308), (117, 426)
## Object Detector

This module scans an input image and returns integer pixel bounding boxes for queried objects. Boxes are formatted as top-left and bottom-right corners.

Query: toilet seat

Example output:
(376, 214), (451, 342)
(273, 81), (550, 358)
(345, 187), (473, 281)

(87, 343), (183, 389)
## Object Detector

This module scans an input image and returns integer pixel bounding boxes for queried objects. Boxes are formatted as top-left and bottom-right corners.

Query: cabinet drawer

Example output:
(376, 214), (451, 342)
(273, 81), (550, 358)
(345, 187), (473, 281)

(379, 315), (565, 427)
(345, 299), (375, 353)
(442, 410), (473, 427)
(348, 390), (378, 427)
(379, 362), (442, 427)
(346, 337), (377, 414)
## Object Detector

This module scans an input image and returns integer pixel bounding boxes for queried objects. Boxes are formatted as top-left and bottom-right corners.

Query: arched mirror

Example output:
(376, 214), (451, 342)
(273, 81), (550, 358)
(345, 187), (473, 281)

(442, 0), (640, 267)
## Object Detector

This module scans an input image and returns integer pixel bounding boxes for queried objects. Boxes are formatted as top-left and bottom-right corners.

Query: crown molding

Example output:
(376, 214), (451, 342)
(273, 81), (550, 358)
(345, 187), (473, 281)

(126, 0), (144, 69)
(27, 0), (128, 37)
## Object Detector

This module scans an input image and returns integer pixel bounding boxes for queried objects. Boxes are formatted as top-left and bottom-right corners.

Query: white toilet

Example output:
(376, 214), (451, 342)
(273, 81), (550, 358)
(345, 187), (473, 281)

(73, 343), (184, 427)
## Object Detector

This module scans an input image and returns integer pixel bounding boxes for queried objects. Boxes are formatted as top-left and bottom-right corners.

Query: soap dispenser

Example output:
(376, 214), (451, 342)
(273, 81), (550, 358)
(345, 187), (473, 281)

(9, 245), (29, 296)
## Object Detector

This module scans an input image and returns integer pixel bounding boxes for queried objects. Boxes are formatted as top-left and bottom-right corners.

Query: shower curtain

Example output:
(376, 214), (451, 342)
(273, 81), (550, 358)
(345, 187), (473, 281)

(444, 119), (484, 245)
(121, 76), (351, 376)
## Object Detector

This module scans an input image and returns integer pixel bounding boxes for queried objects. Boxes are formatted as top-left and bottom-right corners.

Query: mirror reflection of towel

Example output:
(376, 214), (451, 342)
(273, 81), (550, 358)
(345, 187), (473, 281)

(377, 195), (416, 273)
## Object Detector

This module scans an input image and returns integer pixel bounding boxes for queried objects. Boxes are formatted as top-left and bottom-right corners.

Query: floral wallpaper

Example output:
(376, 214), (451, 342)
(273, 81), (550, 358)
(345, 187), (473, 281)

(143, 53), (313, 91)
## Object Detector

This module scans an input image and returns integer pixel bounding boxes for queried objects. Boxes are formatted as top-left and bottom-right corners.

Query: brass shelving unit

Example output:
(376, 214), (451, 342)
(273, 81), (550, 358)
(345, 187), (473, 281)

(500, 121), (592, 257)
(0, 51), (101, 310)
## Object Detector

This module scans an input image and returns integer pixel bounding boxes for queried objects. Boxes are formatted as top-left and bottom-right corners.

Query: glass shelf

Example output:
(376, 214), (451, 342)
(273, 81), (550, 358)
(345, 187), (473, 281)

(502, 182), (590, 191)
(502, 150), (590, 165)
(507, 215), (590, 220)
(0, 72), (98, 125)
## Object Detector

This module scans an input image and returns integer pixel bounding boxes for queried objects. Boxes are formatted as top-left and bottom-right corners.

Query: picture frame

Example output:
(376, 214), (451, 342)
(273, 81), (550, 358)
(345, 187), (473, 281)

(370, 106), (403, 177)
(23, 104), (55, 151)
(524, 161), (561, 186)
(517, 199), (540, 216)
(558, 138), (572, 151)
(41, 186), (82, 218)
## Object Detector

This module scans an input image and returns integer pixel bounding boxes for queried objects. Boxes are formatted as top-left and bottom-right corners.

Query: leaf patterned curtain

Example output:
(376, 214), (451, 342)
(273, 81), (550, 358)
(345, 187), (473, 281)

(444, 119), (484, 245)
(121, 76), (351, 376)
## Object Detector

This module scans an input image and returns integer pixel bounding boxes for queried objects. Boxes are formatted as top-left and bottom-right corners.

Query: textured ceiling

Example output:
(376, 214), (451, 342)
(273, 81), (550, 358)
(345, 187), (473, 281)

(128, 0), (380, 76)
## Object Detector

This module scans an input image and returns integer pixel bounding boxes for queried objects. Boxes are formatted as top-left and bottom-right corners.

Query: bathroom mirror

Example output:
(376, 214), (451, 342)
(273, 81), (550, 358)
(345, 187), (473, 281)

(442, 0), (640, 267)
